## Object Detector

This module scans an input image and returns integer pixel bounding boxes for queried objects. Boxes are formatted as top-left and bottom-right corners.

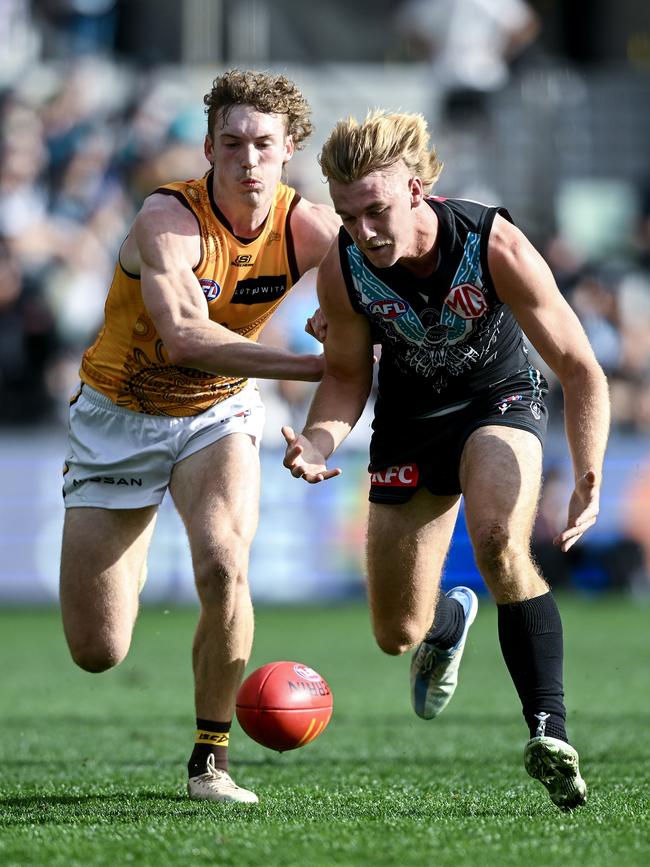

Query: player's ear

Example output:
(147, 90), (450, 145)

(204, 134), (214, 165)
(409, 177), (425, 206)
(283, 135), (295, 164)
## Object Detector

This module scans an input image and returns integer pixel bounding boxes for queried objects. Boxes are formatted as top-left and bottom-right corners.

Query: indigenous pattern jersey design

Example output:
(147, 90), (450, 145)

(80, 171), (301, 416)
(338, 197), (531, 418)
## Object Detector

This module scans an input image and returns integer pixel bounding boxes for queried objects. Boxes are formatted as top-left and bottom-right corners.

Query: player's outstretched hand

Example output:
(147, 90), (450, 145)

(281, 426), (341, 484)
(553, 470), (600, 552)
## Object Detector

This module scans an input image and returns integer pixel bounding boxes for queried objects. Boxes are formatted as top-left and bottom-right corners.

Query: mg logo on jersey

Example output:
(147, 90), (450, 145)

(370, 464), (419, 486)
(199, 278), (222, 302)
(368, 299), (409, 319)
(443, 283), (488, 319)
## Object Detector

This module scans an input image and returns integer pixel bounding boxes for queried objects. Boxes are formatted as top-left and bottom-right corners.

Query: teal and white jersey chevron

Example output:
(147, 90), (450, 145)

(346, 233), (493, 383)
(348, 245), (426, 345)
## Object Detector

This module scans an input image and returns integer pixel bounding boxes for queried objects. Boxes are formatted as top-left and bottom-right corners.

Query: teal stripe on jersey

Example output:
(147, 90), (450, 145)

(449, 231), (482, 287)
(347, 245), (426, 345)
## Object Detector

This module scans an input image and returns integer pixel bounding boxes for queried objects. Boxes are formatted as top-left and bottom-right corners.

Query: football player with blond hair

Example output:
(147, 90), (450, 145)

(283, 110), (609, 809)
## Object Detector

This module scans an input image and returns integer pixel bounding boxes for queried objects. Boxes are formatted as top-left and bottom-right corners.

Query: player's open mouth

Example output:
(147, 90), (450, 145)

(365, 242), (391, 252)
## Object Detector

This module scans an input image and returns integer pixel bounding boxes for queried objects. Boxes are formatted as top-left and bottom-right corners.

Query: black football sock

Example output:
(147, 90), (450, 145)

(188, 719), (231, 776)
(424, 591), (465, 650)
(497, 592), (568, 743)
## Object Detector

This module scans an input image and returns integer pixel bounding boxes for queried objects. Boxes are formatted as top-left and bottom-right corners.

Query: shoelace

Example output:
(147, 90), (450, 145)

(416, 644), (438, 674)
(417, 642), (455, 674)
(194, 768), (240, 791)
(194, 756), (234, 786)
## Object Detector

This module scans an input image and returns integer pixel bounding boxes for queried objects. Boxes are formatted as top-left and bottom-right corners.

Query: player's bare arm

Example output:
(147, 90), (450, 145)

(488, 215), (610, 552)
(283, 242), (374, 483)
(290, 198), (342, 273)
(131, 194), (323, 382)
(290, 198), (341, 342)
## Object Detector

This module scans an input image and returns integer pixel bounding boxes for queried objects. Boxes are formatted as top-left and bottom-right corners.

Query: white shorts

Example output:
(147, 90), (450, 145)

(62, 383), (265, 509)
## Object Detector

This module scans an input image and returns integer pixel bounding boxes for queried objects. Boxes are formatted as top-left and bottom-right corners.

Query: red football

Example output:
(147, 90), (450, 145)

(236, 661), (333, 752)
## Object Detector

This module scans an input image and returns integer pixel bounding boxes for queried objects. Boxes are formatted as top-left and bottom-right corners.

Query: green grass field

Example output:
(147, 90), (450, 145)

(1, 596), (649, 866)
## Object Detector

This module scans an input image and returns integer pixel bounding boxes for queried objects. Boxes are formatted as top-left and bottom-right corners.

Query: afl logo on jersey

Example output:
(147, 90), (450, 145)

(368, 299), (409, 319)
(199, 278), (222, 302)
(443, 283), (487, 319)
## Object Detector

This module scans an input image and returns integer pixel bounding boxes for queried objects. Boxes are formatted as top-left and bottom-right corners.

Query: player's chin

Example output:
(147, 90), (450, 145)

(240, 187), (264, 203)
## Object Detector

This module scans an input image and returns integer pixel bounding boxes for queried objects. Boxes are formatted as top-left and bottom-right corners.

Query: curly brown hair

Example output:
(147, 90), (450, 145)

(319, 111), (443, 193)
(204, 69), (313, 148)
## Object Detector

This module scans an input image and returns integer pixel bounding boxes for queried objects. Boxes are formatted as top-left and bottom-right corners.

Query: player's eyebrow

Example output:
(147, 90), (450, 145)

(219, 132), (275, 142)
(335, 201), (384, 219)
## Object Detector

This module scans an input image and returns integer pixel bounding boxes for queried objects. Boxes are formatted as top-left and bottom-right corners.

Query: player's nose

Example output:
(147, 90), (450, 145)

(355, 217), (375, 242)
(240, 144), (259, 169)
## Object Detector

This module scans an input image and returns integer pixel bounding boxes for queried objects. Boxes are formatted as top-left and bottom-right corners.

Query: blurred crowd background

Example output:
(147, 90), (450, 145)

(1, 0), (649, 602)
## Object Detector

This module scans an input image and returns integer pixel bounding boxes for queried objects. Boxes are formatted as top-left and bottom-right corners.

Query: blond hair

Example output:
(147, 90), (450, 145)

(319, 111), (443, 192)
(204, 69), (313, 148)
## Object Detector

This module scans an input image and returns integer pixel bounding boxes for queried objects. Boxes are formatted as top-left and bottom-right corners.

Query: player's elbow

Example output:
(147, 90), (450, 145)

(324, 367), (373, 407)
(559, 354), (608, 395)
(164, 331), (201, 368)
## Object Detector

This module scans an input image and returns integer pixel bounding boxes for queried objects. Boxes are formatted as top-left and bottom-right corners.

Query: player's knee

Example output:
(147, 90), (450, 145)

(194, 545), (248, 606)
(373, 621), (420, 656)
(472, 521), (520, 578)
(67, 635), (128, 673)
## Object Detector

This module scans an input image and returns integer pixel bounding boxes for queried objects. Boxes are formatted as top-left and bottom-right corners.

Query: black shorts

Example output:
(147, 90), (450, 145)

(368, 369), (548, 503)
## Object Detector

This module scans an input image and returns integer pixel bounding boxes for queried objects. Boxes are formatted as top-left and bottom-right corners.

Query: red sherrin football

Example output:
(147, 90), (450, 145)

(236, 661), (333, 752)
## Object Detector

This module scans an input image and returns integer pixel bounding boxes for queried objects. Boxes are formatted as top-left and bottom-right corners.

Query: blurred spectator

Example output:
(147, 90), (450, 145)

(0, 0), (40, 76)
(623, 460), (650, 596)
(561, 262), (650, 436)
(542, 231), (585, 295)
(532, 462), (648, 595)
(0, 234), (60, 422)
(125, 104), (208, 203)
(1, 58), (308, 422)
(32, 0), (119, 59)
(394, 0), (541, 122)
(566, 268), (622, 374)
(0, 92), (51, 265)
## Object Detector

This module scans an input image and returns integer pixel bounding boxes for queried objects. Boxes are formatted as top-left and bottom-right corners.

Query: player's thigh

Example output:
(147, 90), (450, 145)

(170, 433), (261, 576)
(366, 488), (460, 651)
(460, 424), (543, 550)
(60, 505), (158, 646)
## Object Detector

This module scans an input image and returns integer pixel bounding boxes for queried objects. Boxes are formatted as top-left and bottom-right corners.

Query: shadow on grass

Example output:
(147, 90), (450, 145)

(0, 789), (229, 827)
(1, 745), (513, 771)
(4, 710), (649, 728)
(0, 787), (586, 824)
(1, 790), (186, 809)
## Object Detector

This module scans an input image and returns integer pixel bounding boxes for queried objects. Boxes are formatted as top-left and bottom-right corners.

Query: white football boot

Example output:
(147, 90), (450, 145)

(524, 736), (587, 809)
(187, 754), (258, 803)
(410, 586), (478, 719)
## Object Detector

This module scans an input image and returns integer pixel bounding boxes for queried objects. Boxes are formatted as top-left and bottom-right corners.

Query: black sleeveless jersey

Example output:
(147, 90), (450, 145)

(338, 196), (531, 418)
